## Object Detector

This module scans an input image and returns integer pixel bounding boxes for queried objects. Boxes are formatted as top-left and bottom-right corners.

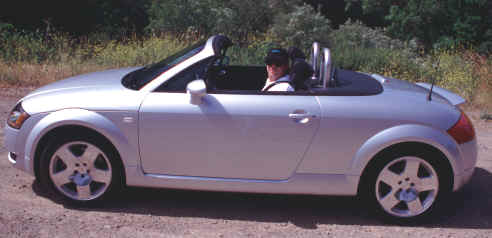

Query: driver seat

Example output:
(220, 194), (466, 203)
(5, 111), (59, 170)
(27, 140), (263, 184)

(288, 47), (314, 91)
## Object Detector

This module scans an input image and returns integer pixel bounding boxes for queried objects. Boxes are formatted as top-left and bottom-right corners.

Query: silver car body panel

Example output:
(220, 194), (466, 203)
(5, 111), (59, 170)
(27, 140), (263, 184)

(139, 93), (321, 180)
(126, 168), (361, 195)
(416, 82), (466, 106)
(5, 35), (478, 196)
(5, 109), (140, 177)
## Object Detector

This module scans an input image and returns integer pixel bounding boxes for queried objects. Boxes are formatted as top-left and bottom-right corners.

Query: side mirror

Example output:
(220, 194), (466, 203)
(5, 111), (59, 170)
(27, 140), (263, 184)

(186, 79), (207, 105)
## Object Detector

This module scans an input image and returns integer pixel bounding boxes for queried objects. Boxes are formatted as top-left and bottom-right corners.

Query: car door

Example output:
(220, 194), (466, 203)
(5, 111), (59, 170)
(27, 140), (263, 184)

(139, 91), (321, 180)
(137, 60), (320, 180)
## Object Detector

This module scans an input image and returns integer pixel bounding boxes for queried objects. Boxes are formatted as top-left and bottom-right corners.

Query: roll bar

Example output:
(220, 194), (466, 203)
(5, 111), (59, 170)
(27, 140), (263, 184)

(310, 42), (320, 84)
(321, 48), (333, 88)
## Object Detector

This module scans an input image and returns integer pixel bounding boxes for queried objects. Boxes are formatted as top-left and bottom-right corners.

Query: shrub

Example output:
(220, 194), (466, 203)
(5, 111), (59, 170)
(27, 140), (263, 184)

(228, 34), (277, 65)
(328, 20), (421, 82)
(91, 35), (191, 67)
(419, 49), (478, 102)
(146, 0), (218, 37)
(213, 0), (273, 43)
(329, 20), (415, 51)
(270, 4), (332, 50)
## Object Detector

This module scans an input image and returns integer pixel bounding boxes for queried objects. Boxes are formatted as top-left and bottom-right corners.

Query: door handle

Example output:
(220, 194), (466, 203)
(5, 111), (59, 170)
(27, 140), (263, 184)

(289, 113), (316, 119)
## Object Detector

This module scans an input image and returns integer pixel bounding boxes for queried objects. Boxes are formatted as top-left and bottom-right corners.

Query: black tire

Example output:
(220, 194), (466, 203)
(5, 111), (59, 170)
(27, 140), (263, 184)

(39, 132), (122, 205)
(359, 145), (452, 224)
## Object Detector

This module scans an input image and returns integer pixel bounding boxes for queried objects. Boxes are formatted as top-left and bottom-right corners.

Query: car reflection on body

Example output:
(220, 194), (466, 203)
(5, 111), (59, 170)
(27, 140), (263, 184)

(5, 35), (477, 222)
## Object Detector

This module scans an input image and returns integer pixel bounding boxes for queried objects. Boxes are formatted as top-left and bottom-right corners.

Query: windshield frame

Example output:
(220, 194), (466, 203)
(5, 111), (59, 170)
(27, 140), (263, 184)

(122, 41), (207, 91)
(140, 36), (219, 92)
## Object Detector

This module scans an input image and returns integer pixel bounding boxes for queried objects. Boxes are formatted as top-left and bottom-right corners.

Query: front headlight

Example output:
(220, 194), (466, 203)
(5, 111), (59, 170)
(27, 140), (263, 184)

(7, 103), (30, 129)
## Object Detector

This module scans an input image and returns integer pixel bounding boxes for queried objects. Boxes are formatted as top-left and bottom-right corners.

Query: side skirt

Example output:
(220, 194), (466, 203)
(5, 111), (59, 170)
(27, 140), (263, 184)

(125, 166), (359, 196)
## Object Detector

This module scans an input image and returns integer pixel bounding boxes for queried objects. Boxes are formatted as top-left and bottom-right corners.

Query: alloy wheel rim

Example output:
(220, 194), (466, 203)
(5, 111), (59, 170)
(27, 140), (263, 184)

(49, 141), (112, 201)
(375, 156), (439, 218)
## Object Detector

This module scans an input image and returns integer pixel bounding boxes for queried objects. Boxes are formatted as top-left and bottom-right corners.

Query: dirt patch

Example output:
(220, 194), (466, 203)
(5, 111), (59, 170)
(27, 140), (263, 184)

(1, 89), (492, 237)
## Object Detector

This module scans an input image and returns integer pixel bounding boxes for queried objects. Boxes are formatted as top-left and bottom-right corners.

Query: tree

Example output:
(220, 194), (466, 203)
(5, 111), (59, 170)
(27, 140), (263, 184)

(349, 0), (491, 51)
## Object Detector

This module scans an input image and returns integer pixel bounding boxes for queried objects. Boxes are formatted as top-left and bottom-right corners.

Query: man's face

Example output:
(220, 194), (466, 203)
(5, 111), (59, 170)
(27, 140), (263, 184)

(267, 63), (289, 81)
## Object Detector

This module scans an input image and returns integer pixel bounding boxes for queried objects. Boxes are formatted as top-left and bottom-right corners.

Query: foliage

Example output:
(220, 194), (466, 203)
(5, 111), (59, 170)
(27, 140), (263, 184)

(213, 0), (273, 42)
(145, 0), (301, 43)
(352, 0), (492, 52)
(1, 0), (491, 108)
(425, 50), (477, 101)
(329, 20), (414, 51)
(0, 32), (194, 87)
(146, 0), (218, 36)
(270, 4), (332, 50)
(0, 29), (69, 64)
(227, 34), (277, 65)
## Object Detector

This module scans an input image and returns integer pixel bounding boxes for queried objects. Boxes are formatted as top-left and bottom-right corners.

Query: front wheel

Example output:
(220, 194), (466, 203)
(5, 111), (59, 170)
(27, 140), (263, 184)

(40, 135), (122, 203)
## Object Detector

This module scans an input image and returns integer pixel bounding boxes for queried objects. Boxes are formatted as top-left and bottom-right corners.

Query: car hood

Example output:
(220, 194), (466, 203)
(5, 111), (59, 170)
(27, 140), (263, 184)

(21, 67), (147, 114)
(26, 67), (141, 98)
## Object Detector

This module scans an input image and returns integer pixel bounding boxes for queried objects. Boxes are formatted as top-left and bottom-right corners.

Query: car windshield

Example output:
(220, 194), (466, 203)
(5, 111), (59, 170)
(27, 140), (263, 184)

(122, 41), (206, 90)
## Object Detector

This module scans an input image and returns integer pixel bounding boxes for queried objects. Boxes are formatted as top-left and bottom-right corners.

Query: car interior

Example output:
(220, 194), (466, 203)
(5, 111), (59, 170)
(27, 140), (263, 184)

(205, 49), (383, 96)
(156, 35), (383, 96)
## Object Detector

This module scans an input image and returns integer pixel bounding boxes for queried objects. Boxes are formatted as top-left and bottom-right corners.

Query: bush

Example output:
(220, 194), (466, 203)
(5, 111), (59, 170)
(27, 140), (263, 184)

(228, 34), (277, 65)
(146, 0), (218, 37)
(327, 20), (421, 82)
(213, 0), (273, 42)
(432, 50), (478, 102)
(329, 20), (415, 51)
(270, 4), (332, 50)
(91, 35), (191, 67)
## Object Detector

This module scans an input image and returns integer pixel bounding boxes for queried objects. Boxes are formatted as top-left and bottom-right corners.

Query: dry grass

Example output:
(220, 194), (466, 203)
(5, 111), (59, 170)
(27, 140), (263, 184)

(0, 61), (109, 87)
(0, 34), (192, 87)
(470, 55), (492, 111)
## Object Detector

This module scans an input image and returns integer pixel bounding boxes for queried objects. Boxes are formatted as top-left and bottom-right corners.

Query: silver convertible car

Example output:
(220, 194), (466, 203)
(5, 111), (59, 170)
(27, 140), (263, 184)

(6, 35), (477, 222)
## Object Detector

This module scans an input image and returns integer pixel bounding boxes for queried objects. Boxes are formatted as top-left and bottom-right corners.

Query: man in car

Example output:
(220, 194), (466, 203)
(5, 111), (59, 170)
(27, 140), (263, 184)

(262, 48), (294, 92)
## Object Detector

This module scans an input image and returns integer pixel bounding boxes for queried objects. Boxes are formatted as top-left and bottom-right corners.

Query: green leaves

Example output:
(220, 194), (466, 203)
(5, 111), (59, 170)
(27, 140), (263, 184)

(270, 4), (332, 50)
(359, 0), (491, 52)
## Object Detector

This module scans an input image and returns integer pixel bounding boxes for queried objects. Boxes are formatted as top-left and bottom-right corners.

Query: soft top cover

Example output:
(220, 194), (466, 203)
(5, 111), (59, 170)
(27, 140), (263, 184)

(311, 69), (383, 96)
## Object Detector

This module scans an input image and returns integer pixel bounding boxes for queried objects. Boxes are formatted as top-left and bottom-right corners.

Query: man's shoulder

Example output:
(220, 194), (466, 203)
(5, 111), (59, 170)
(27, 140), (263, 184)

(269, 80), (294, 92)
(277, 75), (291, 82)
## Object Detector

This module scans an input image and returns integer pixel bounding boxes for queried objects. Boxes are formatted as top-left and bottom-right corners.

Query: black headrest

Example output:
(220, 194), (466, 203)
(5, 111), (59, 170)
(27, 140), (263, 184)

(288, 47), (306, 60)
(212, 35), (233, 55)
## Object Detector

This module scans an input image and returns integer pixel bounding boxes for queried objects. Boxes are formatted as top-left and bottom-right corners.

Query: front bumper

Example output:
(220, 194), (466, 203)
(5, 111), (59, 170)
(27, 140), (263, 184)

(5, 124), (33, 175)
(4, 112), (46, 176)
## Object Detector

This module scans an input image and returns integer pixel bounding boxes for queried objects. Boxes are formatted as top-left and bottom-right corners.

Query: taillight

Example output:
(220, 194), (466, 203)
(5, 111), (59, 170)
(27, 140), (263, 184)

(447, 111), (475, 144)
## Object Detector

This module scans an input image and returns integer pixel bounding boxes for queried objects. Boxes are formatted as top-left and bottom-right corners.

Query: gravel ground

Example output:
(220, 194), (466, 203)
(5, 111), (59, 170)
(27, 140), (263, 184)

(1, 89), (491, 238)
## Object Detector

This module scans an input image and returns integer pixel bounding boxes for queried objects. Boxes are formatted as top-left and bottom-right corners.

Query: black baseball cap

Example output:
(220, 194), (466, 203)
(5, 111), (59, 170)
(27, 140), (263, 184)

(265, 48), (289, 66)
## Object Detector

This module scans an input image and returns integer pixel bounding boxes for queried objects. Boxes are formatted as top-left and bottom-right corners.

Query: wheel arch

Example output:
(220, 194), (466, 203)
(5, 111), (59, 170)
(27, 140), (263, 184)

(33, 125), (127, 186)
(350, 124), (463, 193)
(356, 141), (454, 196)
(27, 109), (136, 185)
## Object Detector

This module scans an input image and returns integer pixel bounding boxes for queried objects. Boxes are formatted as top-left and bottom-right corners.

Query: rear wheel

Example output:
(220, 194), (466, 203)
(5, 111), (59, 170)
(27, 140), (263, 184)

(39, 134), (122, 203)
(362, 148), (452, 223)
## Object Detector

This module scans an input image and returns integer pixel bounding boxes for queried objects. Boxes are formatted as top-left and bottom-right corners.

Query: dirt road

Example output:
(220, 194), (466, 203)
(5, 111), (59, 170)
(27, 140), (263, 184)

(1, 90), (491, 237)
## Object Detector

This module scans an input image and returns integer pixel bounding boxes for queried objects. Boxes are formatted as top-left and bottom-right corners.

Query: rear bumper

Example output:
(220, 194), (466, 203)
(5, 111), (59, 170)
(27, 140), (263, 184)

(453, 138), (478, 191)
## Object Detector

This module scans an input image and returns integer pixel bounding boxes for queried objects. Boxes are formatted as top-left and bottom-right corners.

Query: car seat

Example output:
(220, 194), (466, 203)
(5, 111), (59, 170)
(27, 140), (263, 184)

(288, 47), (314, 91)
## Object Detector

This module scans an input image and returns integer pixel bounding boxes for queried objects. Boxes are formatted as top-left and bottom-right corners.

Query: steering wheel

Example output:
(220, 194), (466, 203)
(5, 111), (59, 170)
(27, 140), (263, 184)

(206, 56), (229, 90)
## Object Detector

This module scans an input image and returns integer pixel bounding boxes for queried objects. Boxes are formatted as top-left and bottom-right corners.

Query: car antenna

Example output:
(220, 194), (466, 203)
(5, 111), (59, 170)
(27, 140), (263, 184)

(428, 58), (440, 101)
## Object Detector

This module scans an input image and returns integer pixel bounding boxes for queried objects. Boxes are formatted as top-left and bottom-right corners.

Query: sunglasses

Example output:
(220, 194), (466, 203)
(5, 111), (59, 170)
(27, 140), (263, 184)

(266, 63), (284, 67)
